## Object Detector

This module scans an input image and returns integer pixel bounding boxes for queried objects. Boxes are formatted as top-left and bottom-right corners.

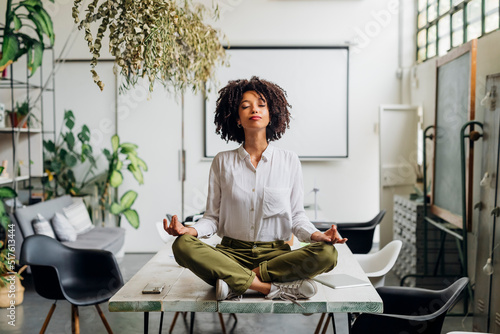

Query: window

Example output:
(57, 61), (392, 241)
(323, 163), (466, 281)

(438, 15), (451, 55)
(416, 0), (500, 62)
(485, 0), (500, 32)
(452, 9), (464, 47)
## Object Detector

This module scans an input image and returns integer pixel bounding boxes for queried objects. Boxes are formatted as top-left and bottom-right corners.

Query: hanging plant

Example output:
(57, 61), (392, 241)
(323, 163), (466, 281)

(72, 0), (227, 92)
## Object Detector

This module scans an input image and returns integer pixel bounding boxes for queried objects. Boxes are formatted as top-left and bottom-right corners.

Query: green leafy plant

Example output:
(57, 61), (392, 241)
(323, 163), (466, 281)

(0, 166), (25, 287)
(0, 0), (55, 76)
(0, 240), (27, 288)
(0, 167), (17, 237)
(42, 110), (98, 198)
(97, 134), (147, 229)
(71, 0), (226, 92)
(8, 100), (29, 117)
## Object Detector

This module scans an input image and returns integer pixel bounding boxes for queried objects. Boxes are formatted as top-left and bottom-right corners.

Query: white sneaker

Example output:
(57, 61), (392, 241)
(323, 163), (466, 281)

(216, 279), (241, 301)
(266, 279), (317, 307)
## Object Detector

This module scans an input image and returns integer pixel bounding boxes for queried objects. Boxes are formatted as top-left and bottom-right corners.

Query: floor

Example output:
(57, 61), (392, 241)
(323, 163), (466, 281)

(1, 253), (474, 334)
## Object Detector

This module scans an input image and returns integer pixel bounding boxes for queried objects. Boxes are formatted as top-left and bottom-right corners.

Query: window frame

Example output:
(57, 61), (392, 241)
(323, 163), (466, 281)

(416, 0), (500, 62)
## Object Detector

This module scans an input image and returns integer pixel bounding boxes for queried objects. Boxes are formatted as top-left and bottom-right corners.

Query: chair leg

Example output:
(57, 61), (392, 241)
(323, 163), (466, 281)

(321, 314), (335, 334)
(218, 313), (227, 334)
(39, 301), (57, 334)
(330, 313), (337, 334)
(159, 311), (164, 334)
(189, 312), (195, 334)
(315, 313), (326, 334)
(95, 304), (113, 334)
(71, 304), (80, 334)
(169, 312), (180, 334)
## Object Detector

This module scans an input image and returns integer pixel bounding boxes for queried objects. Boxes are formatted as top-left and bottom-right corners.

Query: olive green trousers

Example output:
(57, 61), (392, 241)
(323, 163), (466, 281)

(172, 234), (338, 295)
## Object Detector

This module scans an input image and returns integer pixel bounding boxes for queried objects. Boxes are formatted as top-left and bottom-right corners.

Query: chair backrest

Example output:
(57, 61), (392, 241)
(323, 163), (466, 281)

(337, 210), (386, 254)
(381, 277), (468, 319)
(21, 235), (123, 304)
(354, 240), (402, 287)
(351, 277), (469, 334)
(430, 277), (469, 319)
(20, 235), (74, 300)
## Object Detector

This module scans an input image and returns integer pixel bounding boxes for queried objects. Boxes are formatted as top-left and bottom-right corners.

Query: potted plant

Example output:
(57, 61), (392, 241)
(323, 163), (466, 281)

(96, 135), (147, 228)
(71, 0), (226, 92)
(0, 167), (16, 237)
(0, 166), (26, 308)
(43, 110), (98, 198)
(0, 0), (55, 76)
(0, 240), (27, 308)
(5, 100), (40, 128)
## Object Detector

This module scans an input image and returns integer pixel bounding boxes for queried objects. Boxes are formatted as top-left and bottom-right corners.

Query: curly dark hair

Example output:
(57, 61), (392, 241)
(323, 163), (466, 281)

(214, 76), (291, 143)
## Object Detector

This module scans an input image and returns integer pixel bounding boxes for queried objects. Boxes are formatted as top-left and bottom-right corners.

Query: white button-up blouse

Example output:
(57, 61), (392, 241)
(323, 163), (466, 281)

(193, 144), (319, 243)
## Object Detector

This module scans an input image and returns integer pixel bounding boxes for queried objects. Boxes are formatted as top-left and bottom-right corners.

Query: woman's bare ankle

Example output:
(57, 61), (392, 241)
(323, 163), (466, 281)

(249, 276), (271, 295)
(252, 267), (261, 279)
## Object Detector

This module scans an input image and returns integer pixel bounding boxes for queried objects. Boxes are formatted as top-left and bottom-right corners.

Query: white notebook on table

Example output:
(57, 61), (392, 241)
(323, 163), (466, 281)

(313, 274), (370, 289)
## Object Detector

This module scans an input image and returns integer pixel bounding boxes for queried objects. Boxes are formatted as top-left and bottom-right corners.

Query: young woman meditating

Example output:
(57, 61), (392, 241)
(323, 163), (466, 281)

(164, 76), (347, 303)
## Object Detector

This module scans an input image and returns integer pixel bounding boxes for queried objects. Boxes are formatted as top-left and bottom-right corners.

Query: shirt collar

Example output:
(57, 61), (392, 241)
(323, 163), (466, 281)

(237, 143), (274, 162)
(261, 144), (273, 162)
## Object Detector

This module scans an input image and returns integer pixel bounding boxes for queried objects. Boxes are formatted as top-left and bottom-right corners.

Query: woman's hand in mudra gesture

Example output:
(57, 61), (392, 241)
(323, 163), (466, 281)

(163, 215), (198, 237)
(310, 224), (348, 244)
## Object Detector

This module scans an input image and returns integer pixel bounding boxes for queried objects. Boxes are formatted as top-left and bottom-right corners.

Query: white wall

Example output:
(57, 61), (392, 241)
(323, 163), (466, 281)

(25, 0), (401, 252)
(184, 0), (401, 241)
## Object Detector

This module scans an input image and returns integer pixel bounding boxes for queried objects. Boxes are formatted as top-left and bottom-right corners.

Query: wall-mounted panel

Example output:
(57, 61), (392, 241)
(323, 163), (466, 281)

(204, 46), (349, 159)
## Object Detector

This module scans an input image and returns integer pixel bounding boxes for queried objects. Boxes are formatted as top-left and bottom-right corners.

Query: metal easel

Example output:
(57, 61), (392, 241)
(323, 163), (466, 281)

(401, 122), (483, 315)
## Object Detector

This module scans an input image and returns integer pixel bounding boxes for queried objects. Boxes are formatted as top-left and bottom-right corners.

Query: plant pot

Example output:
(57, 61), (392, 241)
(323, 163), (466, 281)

(8, 113), (27, 128)
(0, 276), (25, 308)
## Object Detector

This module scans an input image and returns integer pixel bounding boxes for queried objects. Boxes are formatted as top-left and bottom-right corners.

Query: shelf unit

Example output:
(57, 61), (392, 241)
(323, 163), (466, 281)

(0, 48), (55, 203)
(0, 128), (42, 133)
(393, 194), (461, 288)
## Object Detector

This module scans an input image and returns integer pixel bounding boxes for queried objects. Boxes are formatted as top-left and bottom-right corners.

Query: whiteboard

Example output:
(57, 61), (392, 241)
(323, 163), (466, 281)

(204, 47), (349, 159)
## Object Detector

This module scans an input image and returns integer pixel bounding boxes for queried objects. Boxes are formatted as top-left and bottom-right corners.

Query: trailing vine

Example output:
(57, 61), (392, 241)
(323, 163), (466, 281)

(72, 0), (227, 93)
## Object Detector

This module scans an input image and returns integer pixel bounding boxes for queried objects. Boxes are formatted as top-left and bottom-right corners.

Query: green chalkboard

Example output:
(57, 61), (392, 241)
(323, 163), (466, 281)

(431, 41), (477, 230)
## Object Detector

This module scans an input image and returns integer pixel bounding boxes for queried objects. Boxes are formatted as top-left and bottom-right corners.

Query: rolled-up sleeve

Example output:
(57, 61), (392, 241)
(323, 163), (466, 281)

(192, 156), (220, 239)
(289, 155), (320, 243)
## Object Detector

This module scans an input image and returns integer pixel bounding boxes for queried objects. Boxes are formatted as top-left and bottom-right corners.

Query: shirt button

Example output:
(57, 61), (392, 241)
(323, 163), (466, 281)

(253, 245), (257, 249)
(250, 208), (254, 211)
(252, 188), (255, 192)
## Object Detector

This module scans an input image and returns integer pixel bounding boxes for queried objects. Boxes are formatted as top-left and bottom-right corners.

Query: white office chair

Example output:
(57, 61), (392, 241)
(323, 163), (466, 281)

(155, 221), (174, 243)
(354, 240), (403, 288)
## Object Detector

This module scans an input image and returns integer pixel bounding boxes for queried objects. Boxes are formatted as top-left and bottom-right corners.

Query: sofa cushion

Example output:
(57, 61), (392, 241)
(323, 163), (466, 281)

(61, 227), (126, 255)
(51, 212), (77, 242)
(32, 214), (56, 239)
(63, 199), (94, 235)
(14, 195), (74, 238)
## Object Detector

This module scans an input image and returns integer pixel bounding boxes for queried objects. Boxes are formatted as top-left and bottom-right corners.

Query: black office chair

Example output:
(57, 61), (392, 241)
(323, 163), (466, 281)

(20, 235), (124, 334)
(313, 210), (386, 254)
(350, 277), (469, 334)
